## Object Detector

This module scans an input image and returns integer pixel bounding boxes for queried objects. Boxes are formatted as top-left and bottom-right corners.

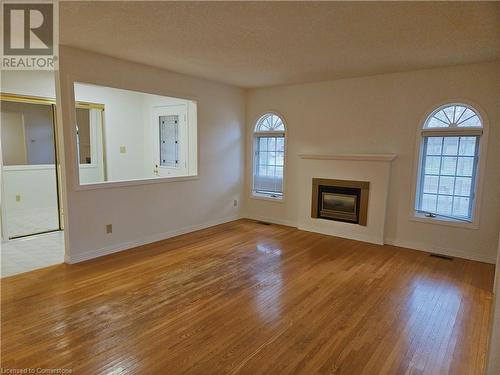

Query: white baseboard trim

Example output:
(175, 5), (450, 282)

(245, 215), (297, 228)
(64, 214), (496, 265)
(298, 225), (384, 245)
(245, 215), (496, 264)
(384, 238), (496, 264)
(65, 215), (241, 264)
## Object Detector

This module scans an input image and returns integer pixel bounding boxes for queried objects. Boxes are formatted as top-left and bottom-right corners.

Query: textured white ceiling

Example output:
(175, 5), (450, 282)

(60, 1), (500, 88)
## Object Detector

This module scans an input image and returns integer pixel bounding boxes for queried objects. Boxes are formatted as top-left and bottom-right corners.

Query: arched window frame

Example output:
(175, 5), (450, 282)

(251, 112), (286, 200)
(412, 102), (488, 228)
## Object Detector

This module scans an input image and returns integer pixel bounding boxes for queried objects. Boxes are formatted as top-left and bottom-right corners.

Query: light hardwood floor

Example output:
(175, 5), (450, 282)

(1, 219), (495, 374)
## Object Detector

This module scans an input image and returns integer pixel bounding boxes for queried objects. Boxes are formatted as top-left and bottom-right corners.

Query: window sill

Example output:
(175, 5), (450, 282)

(250, 193), (285, 203)
(410, 212), (478, 229)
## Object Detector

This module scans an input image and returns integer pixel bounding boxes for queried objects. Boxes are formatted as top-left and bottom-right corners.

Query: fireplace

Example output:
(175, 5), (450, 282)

(319, 186), (360, 223)
(311, 178), (369, 225)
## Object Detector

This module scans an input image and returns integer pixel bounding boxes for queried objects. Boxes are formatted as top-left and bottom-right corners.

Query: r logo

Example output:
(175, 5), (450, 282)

(3, 3), (53, 55)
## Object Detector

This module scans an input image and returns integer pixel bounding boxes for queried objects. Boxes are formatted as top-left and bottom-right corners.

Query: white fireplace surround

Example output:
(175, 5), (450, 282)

(297, 153), (397, 245)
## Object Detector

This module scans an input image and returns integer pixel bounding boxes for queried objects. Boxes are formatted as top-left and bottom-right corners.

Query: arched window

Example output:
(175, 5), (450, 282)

(415, 103), (484, 222)
(252, 113), (286, 199)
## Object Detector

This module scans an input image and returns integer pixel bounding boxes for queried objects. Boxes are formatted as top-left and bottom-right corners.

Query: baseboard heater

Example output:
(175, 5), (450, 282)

(429, 253), (454, 261)
(256, 221), (272, 226)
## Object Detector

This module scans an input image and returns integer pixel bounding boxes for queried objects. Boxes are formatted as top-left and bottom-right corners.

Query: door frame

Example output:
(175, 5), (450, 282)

(0, 93), (62, 240)
(0, 92), (104, 240)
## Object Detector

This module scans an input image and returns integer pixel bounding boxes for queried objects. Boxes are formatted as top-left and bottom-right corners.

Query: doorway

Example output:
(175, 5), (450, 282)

(0, 94), (64, 277)
(1, 93), (106, 277)
(1, 95), (62, 240)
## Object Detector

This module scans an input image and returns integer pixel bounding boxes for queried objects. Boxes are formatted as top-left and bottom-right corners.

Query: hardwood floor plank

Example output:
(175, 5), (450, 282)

(1, 219), (494, 374)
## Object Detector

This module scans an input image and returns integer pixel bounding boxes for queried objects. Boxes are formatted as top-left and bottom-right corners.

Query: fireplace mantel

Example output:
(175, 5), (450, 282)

(298, 153), (397, 162)
(297, 152), (395, 245)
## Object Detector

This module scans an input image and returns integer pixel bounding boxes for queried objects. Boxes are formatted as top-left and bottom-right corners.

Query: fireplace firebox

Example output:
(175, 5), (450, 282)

(311, 178), (369, 225)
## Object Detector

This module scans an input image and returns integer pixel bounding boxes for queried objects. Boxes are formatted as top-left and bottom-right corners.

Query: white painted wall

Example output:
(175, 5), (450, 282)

(57, 46), (245, 262)
(245, 61), (500, 263)
(0, 70), (56, 98)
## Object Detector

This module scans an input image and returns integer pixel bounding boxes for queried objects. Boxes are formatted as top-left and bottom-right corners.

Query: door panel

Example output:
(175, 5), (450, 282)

(159, 114), (179, 168)
(152, 105), (188, 178)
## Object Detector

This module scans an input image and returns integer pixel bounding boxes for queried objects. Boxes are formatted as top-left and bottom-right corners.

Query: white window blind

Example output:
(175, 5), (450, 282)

(253, 135), (284, 196)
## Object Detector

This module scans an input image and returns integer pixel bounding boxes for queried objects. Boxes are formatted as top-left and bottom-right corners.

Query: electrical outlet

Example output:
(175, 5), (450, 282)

(233, 199), (238, 207)
(15, 194), (21, 202)
(119, 146), (127, 154)
(106, 224), (113, 234)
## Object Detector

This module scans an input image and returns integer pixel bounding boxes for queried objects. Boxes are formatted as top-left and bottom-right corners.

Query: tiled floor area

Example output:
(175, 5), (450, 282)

(1, 231), (64, 277)
(4, 207), (60, 238)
